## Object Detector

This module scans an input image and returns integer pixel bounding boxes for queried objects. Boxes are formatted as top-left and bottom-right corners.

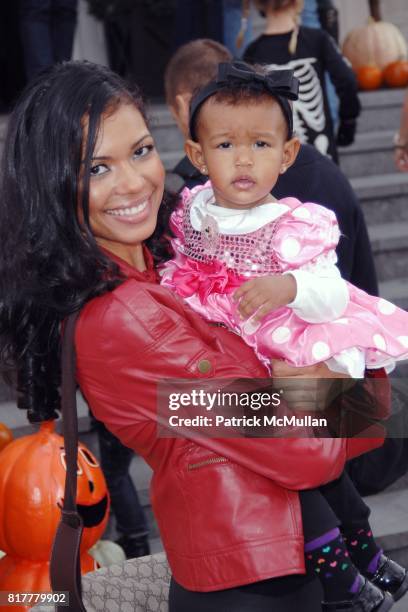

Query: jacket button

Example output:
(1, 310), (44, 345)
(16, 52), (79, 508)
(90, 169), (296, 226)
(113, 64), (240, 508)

(197, 359), (212, 374)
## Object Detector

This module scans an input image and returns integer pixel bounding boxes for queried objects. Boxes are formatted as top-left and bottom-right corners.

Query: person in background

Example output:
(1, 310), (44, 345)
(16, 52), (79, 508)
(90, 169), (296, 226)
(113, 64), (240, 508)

(19, 0), (78, 81)
(172, 0), (223, 50)
(300, 0), (339, 126)
(394, 91), (408, 172)
(243, 0), (359, 162)
(223, 0), (253, 58)
(91, 416), (150, 559)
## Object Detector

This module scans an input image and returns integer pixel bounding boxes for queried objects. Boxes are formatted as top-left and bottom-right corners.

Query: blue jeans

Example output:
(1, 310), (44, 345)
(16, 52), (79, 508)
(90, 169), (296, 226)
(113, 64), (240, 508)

(20, 0), (78, 79)
(301, 0), (320, 28)
(223, 0), (252, 59)
(95, 420), (149, 538)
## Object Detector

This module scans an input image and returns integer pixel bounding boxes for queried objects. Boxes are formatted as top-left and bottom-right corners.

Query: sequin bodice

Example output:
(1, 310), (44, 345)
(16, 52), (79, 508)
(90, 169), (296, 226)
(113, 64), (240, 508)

(180, 194), (283, 278)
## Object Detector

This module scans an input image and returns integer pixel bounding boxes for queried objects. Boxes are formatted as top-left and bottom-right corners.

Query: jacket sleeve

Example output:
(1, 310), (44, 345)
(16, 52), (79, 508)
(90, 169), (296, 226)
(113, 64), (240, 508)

(320, 30), (361, 121)
(76, 281), (383, 490)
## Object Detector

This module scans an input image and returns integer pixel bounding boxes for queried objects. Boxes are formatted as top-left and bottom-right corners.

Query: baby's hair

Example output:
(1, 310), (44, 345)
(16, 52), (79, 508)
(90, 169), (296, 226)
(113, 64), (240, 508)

(191, 64), (293, 141)
(164, 39), (232, 107)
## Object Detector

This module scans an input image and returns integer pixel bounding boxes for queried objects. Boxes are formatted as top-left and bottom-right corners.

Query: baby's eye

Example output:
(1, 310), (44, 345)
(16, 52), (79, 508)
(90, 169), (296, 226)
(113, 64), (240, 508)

(90, 163), (108, 176)
(254, 141), (270, 148)
(133, 144), (154, 158)
(217, 142), (232, 149)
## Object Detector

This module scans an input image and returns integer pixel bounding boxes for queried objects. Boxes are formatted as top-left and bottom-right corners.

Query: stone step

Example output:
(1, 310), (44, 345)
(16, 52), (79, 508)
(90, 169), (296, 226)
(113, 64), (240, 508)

(149, 105), (184, 154)
(357, 88), (405, 134)
(339, 130), (396, 179)
(351, 173), (408, 225)
(366, 487), (408, 568)
(380, 278), (408, 311)
(368, 221), (408, 282)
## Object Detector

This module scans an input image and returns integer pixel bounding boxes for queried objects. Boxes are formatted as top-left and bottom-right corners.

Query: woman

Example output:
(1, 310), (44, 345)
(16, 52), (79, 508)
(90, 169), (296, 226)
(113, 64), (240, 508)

(0, 61), (385, 611)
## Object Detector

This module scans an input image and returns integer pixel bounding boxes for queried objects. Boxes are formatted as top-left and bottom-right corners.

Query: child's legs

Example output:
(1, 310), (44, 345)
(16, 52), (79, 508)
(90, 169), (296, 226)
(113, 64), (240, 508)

(318, 470), (370, 531)
(299, 488), (362, 601)
(299, 488), (340, 542)
(318, 470), (383, 575)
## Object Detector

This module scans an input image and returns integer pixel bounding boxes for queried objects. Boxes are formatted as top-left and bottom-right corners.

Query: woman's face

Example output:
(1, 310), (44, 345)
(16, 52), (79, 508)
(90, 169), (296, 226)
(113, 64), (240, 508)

(85, 102), (165, 264)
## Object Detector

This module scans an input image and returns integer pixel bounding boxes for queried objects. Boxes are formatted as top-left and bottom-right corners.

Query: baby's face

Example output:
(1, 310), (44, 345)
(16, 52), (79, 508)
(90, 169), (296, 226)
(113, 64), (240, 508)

(191, 98), (297, 210)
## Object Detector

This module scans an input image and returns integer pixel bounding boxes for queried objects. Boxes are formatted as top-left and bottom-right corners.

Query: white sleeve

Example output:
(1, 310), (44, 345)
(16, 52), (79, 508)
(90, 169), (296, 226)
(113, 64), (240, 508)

(284, 252), (349, 323)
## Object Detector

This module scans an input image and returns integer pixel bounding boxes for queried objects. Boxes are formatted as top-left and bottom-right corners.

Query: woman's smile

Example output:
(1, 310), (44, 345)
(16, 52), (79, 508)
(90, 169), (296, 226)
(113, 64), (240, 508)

(105, 198), (150, 221)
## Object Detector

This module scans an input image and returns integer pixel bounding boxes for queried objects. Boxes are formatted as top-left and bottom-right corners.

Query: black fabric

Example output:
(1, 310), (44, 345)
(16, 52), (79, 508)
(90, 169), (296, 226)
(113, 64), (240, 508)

(169, 574), (323, 611)
(299, 489), (340, 542)
(318, 472), (371, 532)
(243, 27), (361, 162)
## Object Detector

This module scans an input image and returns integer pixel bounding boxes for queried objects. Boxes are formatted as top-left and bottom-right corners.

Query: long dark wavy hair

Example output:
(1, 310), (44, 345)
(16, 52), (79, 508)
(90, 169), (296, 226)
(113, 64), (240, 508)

(0, 61), (175, 423)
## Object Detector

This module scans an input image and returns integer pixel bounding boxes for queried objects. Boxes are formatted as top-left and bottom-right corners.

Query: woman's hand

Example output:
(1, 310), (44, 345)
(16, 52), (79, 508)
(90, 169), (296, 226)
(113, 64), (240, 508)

(270, 359), (354, 411)
(233, 274), (297, 320)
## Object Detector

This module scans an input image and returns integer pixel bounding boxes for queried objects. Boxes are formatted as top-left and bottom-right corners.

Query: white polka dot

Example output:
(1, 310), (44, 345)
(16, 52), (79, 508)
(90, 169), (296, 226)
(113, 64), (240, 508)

(398, 336), (408, 348)
(243, 318), (262, 335)
(377, 298), (396, 315)
(292, 206), (311, 219)
(281, 237), (301, 259)
(272, 326), (291, 344)
(333, 318), (349, 325)
(312, 341), (330, 360)
(373, 334), (386, 351)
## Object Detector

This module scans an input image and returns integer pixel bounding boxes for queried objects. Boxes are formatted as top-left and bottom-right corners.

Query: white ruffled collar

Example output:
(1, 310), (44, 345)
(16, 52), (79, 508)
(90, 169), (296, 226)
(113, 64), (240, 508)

(189, 185), (290, 235)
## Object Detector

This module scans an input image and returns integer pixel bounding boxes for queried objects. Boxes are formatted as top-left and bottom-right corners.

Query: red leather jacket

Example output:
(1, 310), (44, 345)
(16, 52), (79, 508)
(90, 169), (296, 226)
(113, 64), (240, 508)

(75, 251), (385, 592)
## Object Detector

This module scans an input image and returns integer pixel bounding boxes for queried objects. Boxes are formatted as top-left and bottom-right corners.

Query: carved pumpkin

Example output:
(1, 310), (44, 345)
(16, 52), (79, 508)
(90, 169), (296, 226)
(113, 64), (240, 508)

(383, 60), (408, 88)
(0, 422), (12, 453)
(356, 65), (383, 90)
(0, 420), (108, 609)
(343, 19), (407, 71)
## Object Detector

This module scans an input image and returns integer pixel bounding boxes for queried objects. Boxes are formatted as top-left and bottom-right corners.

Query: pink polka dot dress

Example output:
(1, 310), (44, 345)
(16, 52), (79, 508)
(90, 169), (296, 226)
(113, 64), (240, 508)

(160, 182), (408, 377)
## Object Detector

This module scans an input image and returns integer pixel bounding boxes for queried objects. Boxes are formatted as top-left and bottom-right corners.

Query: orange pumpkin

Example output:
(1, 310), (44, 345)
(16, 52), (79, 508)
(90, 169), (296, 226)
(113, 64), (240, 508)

(356, 65), (383, 90)
(0, 420), (109, 561)
(0, 422), (12, 453)
(383, 60), (408, 88)
(343, 19), (407, 71)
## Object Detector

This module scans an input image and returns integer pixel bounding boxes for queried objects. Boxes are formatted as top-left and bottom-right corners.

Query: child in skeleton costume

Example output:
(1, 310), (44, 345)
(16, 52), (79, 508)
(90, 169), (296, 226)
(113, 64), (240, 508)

(243, 0), (360, 163)
(160, 61), (408, 610)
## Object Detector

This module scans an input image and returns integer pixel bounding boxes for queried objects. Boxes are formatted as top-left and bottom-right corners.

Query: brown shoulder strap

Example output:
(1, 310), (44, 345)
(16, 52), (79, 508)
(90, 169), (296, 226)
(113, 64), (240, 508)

(50, 311), (87, 612)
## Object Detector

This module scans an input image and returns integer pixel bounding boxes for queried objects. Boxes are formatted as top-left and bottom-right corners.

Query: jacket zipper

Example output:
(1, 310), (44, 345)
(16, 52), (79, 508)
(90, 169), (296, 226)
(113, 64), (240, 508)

(188, 457), (229, 470)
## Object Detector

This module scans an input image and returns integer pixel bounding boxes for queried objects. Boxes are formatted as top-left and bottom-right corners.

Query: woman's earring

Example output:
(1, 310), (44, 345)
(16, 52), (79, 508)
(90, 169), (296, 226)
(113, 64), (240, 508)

(201, 165), (208, 175)
(280, 166), (287, 174)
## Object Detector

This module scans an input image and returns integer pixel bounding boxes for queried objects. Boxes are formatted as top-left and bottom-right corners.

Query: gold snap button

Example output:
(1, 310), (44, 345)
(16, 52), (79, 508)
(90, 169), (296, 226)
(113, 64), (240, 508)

(197, 359), (212, 374)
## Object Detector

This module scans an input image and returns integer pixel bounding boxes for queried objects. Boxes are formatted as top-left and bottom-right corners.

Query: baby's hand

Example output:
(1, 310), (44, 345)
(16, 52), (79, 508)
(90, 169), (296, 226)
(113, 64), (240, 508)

(233, 274), (297, 321)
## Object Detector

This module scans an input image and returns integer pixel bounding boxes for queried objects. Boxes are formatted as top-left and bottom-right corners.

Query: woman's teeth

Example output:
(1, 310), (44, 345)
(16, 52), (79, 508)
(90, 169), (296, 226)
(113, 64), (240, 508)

(107, 201), (147, 216)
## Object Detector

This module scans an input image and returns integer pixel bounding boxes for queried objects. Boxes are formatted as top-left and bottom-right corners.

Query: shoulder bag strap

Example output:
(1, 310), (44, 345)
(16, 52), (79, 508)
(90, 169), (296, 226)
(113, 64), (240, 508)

(50, 311), (87, 612)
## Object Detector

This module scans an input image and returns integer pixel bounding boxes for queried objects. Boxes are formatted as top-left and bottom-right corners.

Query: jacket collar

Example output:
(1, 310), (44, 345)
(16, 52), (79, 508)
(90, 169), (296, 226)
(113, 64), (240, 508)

(102, 244), (158, 283)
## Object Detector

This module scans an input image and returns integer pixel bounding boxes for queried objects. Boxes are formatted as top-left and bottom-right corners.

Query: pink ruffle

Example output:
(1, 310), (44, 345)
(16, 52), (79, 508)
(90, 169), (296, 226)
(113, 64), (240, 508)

(167, 257), (242, 304)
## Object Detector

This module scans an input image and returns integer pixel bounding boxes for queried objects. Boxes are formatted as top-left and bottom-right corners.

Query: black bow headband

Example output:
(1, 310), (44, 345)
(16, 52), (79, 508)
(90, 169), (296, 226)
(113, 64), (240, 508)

(189, 61), (299, 141)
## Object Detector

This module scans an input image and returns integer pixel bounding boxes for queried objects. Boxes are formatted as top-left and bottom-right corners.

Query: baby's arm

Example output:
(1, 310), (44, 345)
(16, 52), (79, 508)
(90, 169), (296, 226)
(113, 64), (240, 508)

(235, 202), (350, 323)
(235, 255), (349, 324)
